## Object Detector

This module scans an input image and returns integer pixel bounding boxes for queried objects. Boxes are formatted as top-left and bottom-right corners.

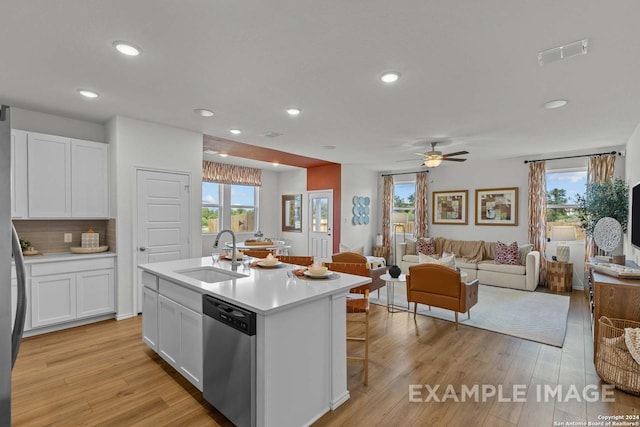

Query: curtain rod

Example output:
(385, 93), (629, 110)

(523, 151), (619, 164)
(381, 170), (429, 177)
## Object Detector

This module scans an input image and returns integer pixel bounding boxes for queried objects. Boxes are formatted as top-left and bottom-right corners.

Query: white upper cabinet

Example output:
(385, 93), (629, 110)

(10, 129), (28, 218)
(71, 139), (109, 218)
(20, 131), (109, 219)
(27, 132), (72, 218)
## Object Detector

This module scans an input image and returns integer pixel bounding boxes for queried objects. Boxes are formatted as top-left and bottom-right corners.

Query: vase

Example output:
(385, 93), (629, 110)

(556, 243), (570, 263)
(389, 265), (401, 278)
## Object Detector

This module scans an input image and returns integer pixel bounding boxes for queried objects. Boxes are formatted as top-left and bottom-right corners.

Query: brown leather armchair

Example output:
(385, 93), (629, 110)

(331, 252), (386, 293)
(406, 263), (479, 330)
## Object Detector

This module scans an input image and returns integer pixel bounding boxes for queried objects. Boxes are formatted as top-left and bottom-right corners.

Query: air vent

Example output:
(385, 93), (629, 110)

(538, 39), (588, 66)
(264, 131), (282, 138)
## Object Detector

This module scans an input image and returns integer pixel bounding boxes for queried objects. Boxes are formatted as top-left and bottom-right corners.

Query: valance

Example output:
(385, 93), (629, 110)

(203, 161), (262, 186)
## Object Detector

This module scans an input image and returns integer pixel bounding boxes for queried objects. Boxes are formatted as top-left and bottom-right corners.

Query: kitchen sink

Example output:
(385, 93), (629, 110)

(176, 267), (247, 283)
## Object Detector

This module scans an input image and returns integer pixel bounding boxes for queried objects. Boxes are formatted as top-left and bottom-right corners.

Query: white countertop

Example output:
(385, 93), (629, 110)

(17, 251), (117, 264)
(139, 256), (371, 315)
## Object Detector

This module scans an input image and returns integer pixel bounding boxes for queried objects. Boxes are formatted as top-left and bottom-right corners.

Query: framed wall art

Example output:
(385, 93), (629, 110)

(432, 190), (468, 225)
(475, 187), (518, 226)
(282, 194), (302, 232)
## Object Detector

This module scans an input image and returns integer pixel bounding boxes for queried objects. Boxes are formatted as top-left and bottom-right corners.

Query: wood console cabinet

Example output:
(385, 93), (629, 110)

(591, 271), (640, 362)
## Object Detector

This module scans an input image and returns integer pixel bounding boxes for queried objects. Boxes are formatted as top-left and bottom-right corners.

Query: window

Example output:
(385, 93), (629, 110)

(546, 168), (587, 240)
(202, 183), (258, 234)
(393, 181), (416, 234)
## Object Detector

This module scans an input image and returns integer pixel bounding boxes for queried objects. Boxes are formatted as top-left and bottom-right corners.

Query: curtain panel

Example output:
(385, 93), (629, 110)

(383, 176), (394, 263)
(528, 161), (547, 285)
(414, 172), (428, 238)
(585, 154), (617, 261)
(202, 161), (262, 186)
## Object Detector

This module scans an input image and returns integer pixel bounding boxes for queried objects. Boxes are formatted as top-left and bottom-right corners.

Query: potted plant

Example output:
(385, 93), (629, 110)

(575, 177), (629, 235)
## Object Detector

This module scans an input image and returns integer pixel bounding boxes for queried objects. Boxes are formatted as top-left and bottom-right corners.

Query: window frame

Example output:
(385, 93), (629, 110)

(545, 166), (587, 241)
(201, 182), (259, 235)
(393, 180), (416, 234)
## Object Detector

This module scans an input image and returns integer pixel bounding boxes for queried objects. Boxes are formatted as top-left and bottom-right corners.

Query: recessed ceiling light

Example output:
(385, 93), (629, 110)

(380, 72), (400, 83)
(77, 89), (99, 99)
(272, 162), (279, 167)
(219, 153), (228, 157)
(194, 108), (214, 117)
(323, 145), (336, 150)
(543, 99), (568, 109)
(113, 41), (142, 56)
(203, 149), (218, 154)
(230, 129), (242, 135)
(286, 108), (301, 116)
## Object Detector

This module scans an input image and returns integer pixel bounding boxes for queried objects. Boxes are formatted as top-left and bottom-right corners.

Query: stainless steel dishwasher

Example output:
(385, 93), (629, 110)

(203, 295), (256, 427)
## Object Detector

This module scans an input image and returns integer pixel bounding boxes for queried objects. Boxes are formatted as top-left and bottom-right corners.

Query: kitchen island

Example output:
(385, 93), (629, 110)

(138, 256), (370, 427)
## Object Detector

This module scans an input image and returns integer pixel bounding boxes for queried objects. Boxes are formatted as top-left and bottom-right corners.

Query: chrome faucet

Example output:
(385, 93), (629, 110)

(214, 229), (239, 271)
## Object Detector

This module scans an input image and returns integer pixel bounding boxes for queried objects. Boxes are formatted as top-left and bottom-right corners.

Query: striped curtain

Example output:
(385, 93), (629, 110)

(202, 161), (262, 186)
(414, 172), (428, 238)
(383, 175), (394, 263)
(528, 161), (547, 285)
(585, 154), (617, 261)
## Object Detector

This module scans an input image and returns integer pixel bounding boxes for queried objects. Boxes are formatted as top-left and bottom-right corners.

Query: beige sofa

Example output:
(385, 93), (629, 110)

(396, 237), (540, 291)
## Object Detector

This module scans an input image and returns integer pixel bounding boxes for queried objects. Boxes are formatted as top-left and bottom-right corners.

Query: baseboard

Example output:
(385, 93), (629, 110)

(116, 312), (136, 321)
(330, 390), (350, 410)
(24, 313), (116, 337)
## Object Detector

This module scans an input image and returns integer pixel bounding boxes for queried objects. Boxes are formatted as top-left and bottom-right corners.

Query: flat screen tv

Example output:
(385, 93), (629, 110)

(632, 182), (640, 248)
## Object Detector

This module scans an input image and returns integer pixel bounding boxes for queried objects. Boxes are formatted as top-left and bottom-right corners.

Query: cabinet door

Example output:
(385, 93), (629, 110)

(158, 294), (180, 367)
(31, 273), (76, 328)
(76, 269), (114, 318)
(142, 287), (159, 351)
(71, 139), (109, 218)
(27, 133), (71, 217)
(10, 129), (28, 218)
(178, 305), (203, 391)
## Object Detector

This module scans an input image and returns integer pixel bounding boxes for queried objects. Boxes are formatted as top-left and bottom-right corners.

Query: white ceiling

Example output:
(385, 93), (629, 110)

(2, 1), (639, 171)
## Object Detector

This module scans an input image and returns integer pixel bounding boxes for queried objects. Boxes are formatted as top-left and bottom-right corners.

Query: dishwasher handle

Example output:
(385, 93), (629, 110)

(203, 295), (256, 336)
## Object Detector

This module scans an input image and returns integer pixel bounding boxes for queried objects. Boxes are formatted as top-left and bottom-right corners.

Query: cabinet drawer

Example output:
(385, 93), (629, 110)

(31, 257), (114, 276)
(142, 271), (159, 291)
(159, 278), (201, 313)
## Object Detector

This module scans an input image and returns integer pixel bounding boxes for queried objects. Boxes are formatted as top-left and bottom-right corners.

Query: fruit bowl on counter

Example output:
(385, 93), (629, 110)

(70, 245), (109, 254)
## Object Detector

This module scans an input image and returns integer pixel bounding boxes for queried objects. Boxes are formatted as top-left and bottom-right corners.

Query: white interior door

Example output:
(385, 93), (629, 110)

(136, 169), (190, 312)
(308, 190), (333, 263)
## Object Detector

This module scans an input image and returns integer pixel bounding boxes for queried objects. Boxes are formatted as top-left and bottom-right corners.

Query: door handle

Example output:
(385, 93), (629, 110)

(139, 247), (146, 252)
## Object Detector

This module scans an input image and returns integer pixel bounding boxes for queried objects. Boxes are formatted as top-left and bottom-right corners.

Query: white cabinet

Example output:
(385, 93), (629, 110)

(143, 274), (203, 392)
(10, 130), (28, 218)
(27, 132), (72, 218)
(30, 257), (115, 329)
(20, 130), (109, 218)
(71, 139), (109, 217)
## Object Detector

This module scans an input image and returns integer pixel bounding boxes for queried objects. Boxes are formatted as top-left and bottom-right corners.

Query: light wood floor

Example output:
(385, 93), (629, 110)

(11, 290), (640, 426)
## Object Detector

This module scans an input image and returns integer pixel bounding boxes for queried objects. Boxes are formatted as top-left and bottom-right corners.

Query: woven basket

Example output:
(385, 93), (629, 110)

(596, 316), (640, 395)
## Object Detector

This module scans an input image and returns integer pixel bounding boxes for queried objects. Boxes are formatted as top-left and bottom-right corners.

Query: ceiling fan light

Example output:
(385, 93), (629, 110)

(424, 158), (442, 167)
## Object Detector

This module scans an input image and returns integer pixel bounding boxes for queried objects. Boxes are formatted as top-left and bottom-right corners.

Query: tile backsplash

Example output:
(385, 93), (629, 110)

(13, 219), (116, 254)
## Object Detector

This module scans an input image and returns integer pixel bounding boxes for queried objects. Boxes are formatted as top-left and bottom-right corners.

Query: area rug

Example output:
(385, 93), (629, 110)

(370, 284), (570, 347)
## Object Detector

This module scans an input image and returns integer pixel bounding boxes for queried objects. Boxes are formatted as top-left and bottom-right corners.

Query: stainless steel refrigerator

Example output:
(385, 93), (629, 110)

(1, 104), (27, 425)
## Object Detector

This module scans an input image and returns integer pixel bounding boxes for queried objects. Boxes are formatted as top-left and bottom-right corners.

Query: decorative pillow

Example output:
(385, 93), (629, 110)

(404, 238), (417, 255)
(418, 253), (457, 270)
(416, 237), (436, 255)
(518, 244), (533, 266)
(339, 243), (364, 255)
(495, 241), (521, 265)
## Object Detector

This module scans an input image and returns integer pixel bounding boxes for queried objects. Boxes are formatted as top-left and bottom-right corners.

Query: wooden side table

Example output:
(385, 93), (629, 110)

(373, 245), (386, 258)
(547, 260), (573, 292)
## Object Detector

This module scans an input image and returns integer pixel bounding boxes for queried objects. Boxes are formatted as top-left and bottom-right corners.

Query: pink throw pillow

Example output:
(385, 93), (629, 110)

(495, 241), (521, 265)
(416, 238), (436, 255)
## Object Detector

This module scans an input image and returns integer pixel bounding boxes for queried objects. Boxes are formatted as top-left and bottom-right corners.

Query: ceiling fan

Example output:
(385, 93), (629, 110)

(415, 142), (469, 167)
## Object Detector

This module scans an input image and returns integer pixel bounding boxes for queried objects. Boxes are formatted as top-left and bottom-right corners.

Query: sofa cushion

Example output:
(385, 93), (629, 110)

(495, 241), (520, 265)
(418, 253), (456, 269)
(416, 237), (436, 255)
(402, 254), (420, 263)
(518, 244), (533, 266)
(436, 238), (484, 262)
(478, 260), (526, 275)
(405, 238), (417, 256)
(456, 259), (479, 270)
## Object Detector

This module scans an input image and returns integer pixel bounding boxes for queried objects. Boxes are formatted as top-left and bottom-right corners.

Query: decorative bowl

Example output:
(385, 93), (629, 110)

(307, 265), (328, 276)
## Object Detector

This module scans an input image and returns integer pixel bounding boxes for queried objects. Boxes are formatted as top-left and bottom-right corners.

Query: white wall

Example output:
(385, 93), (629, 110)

(108, 116), (203, 318)
(340, 165), (379, 254)
(12, 107), (106, 142)
(278, 169), (308, 255)
(625, 122), (640, 265)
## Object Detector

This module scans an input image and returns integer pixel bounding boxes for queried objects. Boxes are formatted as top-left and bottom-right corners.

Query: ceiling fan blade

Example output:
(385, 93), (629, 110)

(413, 152), (427, 157)
(443, 157), (467, 162)
(443, 150), (469, 157)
